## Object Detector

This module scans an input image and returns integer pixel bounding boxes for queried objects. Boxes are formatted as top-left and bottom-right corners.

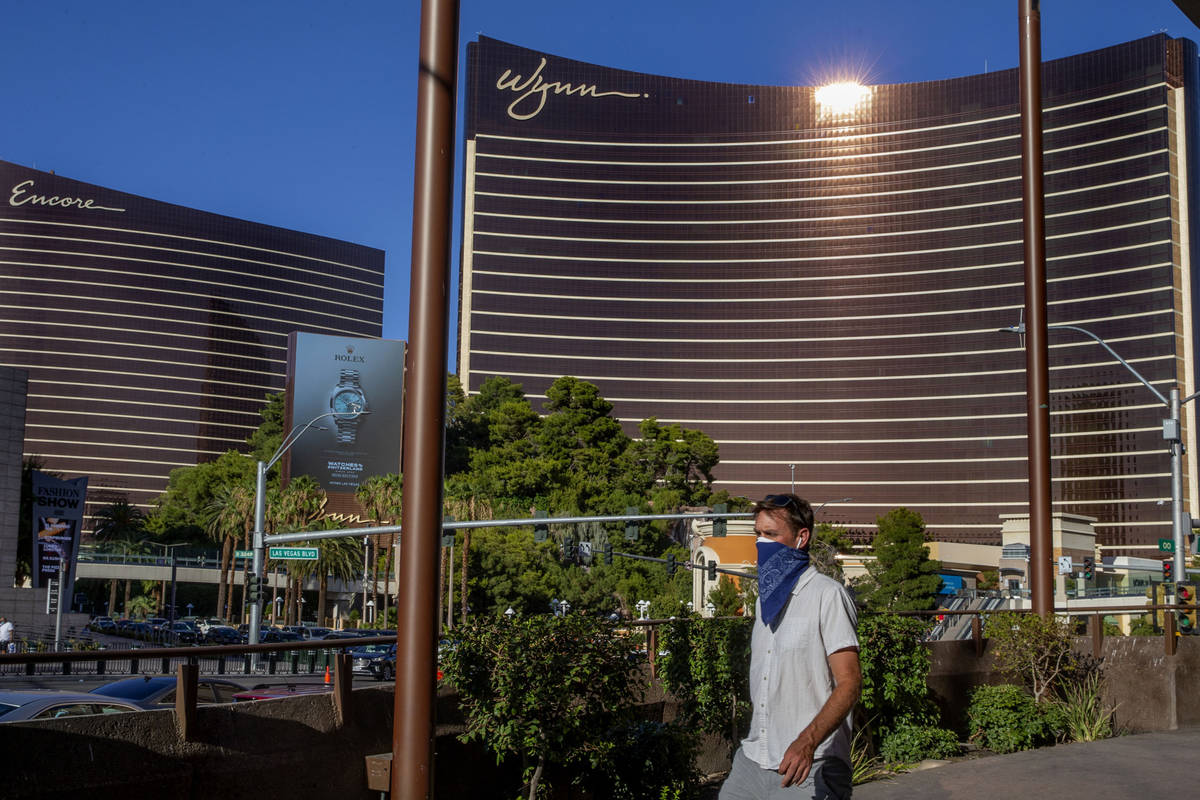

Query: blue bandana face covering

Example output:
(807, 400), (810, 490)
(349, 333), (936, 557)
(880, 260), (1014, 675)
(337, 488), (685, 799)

(756, 536), (810, 630)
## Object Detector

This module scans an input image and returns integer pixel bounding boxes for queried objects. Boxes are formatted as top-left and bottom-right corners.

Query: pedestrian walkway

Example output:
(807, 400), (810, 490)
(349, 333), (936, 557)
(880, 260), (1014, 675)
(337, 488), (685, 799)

(854, 727), (1200, 799)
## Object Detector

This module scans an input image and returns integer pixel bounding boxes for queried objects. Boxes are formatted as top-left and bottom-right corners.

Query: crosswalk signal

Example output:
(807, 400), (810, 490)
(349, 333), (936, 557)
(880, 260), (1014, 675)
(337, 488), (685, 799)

(1177, 582), (1196, 635)
(534, 509), (548, 542)
(1082, 556), (1094, 580)
(712, 503), (728, 537)
(1163, 560), (1174, 582)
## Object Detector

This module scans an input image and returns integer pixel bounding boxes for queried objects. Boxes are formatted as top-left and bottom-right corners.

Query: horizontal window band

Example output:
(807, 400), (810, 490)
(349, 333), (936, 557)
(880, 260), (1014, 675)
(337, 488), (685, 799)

(0, 218), (383, 279)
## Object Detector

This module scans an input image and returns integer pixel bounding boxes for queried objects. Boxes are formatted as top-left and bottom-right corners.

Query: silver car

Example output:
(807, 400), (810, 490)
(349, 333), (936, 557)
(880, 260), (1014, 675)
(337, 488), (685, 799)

(0, 690), (142, 722)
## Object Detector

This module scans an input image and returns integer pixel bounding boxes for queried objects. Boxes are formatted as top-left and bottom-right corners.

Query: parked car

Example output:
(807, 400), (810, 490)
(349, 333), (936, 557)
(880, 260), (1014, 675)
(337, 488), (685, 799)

(127, 622), (152, 640)
(303, 626), (332, 639)
(367, 644), (398, 681)
(204, 626), (245, 645)
(0, 690), (142, 723)
(260, 629), (302, 643)
(90, 676), (247, 709)
(167, 621), (199, 644)
(197, 618), (226, 634)
(349, 643), (394, 676)
(89, 616), (116, 633)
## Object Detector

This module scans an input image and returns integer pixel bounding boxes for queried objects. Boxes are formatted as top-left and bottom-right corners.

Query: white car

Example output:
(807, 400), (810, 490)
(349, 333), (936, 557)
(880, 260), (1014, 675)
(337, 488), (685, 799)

(0, 690), (142, 723)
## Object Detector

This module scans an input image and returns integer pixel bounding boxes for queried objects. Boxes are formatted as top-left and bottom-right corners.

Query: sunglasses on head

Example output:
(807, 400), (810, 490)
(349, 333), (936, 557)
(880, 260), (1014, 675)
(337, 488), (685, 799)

(762, 494), (797, 508)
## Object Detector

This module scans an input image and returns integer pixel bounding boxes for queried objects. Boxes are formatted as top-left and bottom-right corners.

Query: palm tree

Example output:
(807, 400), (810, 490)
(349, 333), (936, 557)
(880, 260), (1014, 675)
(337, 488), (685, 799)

(92, 498), (146, 617)
(203, 483), (253, 621)
(306, 519), (365, 625)
(444, 492), (494, 626)
(270, 476), (327, 625)
(356, 473), (403, 623)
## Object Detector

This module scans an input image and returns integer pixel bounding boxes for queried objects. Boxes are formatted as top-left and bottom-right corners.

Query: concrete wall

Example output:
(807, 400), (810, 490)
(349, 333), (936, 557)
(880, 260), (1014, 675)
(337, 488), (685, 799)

(2, 636), (1197, 798)
(925, 635), (1200, 734)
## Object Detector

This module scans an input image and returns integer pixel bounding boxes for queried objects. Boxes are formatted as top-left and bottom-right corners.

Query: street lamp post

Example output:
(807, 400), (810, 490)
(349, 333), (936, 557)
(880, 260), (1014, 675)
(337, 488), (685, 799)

(1003, 323), (1195, 578)
(249, 408), (363, 645)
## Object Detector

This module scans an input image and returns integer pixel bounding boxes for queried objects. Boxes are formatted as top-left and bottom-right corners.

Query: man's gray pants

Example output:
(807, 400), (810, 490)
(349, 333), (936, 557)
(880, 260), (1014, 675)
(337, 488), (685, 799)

(719, 747), (851, 800)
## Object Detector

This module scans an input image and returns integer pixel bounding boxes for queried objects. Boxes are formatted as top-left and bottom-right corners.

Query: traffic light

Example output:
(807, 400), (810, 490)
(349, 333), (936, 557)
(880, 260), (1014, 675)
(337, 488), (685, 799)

(534, 509), (548, 542)
(562, 534), (575, 562)
(1163, 560), (1174, 582)
(625, 506), (639, 541)
(712, 503), (727, 537)
(1177, 582), (1197, 635)
(247, 574), (262, 604)
(603, 542), (613, 565)
(707, 560), (717, 581)
(666, 554), (677, 577)
(1082, 556), (1094, 580)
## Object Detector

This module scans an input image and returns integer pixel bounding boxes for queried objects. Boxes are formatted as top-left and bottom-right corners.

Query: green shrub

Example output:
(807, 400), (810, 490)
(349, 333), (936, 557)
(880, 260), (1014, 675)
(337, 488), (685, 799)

(879, 722), (960, 763)
(1055, 670), (1116, 742)
(585, 720), (700, 800)
(857, 614), (937, 736)
(967, 684), (1059, 753)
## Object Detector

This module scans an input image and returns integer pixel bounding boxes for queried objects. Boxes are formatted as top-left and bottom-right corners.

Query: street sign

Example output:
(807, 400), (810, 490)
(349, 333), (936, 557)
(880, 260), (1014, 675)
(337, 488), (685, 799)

(234, 549), (253, 559)
(46, 578), (59, 614)
(1159, 538), (1175, 553)
(268, 546), (318, 561)
(1057, 556), (1072, 575)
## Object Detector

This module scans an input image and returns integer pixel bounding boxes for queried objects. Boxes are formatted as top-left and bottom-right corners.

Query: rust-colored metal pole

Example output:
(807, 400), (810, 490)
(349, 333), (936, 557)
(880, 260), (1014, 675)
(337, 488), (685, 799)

(393, 0), (460, 797)
(1019, 0), (1054, 618)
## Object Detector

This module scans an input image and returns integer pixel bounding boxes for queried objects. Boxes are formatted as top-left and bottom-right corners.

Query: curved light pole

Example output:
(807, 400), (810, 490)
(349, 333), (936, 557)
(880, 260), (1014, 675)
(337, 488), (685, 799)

(1002, 322), (1195, 578)
(249, 407), (363, 645)
(814, 497), (853, 516)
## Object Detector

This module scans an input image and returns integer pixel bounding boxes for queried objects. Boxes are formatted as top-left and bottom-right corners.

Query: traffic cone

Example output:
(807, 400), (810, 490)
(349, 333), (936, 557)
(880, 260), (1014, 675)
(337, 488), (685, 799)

(323, 665), (331, 685)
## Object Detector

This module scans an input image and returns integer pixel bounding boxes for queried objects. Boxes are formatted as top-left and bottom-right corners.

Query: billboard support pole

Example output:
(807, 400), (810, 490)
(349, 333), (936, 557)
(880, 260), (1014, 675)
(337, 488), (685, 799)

(249, 411), (359, 645)
(394, 0), (460, 797)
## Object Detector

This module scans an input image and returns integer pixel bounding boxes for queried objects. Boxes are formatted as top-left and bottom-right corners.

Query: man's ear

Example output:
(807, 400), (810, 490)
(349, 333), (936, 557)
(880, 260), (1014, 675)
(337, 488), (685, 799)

(797, 527), (812, 550)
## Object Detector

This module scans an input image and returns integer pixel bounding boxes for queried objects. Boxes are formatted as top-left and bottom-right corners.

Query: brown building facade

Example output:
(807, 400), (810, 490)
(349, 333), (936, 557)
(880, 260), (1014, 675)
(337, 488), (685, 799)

(0, 160), (384, 515)
(458, 36), (1200, 547)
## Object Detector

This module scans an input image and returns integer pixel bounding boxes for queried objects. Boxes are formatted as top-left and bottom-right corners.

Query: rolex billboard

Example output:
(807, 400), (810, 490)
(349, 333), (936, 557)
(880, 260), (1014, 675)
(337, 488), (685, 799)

(284, 333), (405, 510)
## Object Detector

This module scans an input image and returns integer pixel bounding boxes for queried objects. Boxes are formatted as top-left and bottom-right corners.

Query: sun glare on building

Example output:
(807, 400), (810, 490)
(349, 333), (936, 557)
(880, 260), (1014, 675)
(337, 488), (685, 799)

(815, 81), (872, 120)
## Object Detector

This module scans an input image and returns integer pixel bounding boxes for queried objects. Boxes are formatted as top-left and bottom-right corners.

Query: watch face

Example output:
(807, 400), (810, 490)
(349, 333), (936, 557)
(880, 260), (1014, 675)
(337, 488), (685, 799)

(331, 389), (365, 416)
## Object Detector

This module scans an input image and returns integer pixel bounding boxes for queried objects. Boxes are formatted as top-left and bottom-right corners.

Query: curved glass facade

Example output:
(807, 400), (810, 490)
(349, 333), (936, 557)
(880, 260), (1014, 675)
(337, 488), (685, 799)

(458, 36), (1200, 547)
(0, 160), (384, 514)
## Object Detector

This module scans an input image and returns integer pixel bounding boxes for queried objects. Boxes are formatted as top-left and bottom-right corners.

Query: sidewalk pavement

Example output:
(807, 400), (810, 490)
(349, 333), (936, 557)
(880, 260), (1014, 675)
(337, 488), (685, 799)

(853, 727), (1200, 799)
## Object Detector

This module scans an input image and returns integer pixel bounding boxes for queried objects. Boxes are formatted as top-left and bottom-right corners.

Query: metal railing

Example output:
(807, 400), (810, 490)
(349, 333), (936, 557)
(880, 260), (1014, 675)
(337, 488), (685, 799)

(0, 634), (397, 678)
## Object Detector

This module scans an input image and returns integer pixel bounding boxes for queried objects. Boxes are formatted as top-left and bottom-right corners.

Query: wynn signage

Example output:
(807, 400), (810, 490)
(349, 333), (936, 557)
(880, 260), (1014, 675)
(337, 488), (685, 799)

(496, 57), (645, 120)
(9, 179), (125, 212)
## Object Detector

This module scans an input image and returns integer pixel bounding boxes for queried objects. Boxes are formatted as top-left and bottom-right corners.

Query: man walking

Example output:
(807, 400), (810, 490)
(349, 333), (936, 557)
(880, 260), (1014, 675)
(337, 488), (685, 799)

(720, 493), (861, 799)
(0, 615), (14, 653)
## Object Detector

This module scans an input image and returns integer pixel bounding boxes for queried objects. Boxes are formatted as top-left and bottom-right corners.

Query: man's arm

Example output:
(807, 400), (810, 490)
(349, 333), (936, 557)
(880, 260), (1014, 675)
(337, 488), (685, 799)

(777, 647), (862, 788)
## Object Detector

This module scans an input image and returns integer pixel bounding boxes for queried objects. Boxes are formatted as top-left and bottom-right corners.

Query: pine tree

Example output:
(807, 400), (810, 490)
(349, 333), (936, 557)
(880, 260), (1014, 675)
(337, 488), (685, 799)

(863, 507), (942, 611)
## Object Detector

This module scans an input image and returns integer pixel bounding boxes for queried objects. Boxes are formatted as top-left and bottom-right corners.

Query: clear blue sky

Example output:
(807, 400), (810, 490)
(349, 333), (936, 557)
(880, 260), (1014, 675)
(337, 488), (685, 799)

(4, 1), (1198, 356)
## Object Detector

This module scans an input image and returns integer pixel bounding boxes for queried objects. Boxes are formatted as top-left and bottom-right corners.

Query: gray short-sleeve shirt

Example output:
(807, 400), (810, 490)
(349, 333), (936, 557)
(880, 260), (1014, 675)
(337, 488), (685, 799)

(741, 568), (859, 770)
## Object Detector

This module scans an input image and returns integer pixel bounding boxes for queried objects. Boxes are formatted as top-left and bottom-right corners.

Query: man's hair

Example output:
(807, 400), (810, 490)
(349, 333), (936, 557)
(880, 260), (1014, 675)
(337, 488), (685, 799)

(753, 493), (814, 549)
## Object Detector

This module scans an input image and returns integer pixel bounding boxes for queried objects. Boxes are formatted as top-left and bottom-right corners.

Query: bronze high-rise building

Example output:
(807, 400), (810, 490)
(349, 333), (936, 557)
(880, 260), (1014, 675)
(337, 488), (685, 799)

(0, 160), (384, 515)
(458, 35), (1200, 547)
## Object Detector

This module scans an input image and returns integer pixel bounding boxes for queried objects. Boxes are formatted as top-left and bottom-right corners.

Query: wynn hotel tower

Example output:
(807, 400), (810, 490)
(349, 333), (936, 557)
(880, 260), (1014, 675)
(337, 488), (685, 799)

(457, 35), (1200, 548)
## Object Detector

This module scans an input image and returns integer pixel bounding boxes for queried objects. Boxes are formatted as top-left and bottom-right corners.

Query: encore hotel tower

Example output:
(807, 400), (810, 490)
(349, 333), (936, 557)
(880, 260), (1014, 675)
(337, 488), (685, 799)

(0, 160), (384, 514)
(458, 35), (1200, 548)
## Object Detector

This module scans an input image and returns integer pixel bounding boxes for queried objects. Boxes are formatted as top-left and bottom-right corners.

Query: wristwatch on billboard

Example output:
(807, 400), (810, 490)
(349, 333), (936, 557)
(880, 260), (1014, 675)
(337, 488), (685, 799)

(329, 369), (368, 444)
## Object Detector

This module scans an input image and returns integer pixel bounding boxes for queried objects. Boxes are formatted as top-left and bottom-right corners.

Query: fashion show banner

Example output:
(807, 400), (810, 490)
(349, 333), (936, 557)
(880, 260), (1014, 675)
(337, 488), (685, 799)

(30, 471), (88, 590)
(285, 333), (405, 501)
